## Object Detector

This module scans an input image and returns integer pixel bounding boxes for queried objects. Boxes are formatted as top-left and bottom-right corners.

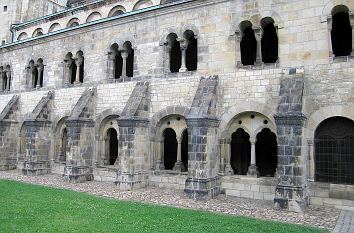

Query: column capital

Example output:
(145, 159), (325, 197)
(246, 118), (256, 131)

(108, 51), (116, 60)
(307, 138), (313, 145)
(176, 136), (182, 144)
(75, 56), (83, 66)
(119, 49), (129, 58)
(253, 27), (263, 41)
(249, 137), (256, 144)
(235, 30), (243, 42)
(177, 38), (188, 50)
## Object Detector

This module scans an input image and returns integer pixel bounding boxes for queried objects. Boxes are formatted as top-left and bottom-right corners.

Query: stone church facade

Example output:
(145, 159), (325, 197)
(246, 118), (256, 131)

(0, 0), (353, 212)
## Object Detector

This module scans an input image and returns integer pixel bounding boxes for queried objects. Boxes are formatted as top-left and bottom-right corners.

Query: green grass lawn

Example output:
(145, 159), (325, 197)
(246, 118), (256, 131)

(0, 180), (327, 233)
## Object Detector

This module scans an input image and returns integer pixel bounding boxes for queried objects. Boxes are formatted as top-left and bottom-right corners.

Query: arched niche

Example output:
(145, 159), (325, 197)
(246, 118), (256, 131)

(86, 12), (102, 23)
(133, 0), (153, 11)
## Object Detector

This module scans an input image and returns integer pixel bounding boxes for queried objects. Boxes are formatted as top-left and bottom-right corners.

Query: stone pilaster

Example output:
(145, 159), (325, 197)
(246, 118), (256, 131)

(62, 120), (94, 183)
(273, 69), (308, 212)
(184, 117), (220, 200)
(116, 118), (150, 190)
(22, 120), (52, 175)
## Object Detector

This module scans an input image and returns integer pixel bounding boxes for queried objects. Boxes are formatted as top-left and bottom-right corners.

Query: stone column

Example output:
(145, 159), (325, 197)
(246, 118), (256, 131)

(0, 69), (5, 91)
(225, 139), (233, 175)
(307, 139), (314, 181)
(156, 139), (164, 170)
(235, 30), (243, 67)
(184, 117), (220, 200)
(107, 51), (116, 80)
(350, 15), (354, 56)
(254, 27), (263, 65)
(173, 136), (183, 171)
(247, 137), (259, 177)
(64, 59), (72, 85)
(36, 65), (43, 88)
(327, 18), (334, 59)
(5, 69), (10, 91)
(120, 50), (129, 78)
(164, 43), (172, 73)
(74, 57), (83, 84)
(104, 135), (109, 165)
(178, 39), (188, 72)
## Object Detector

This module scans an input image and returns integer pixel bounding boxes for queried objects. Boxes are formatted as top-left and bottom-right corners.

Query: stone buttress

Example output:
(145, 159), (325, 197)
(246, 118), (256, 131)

(0, 95), (19, 170)
(184, 75), (221, 200)
(22, 91), (54, 175)
(116, 81), (150, 190)
(274, 68), (309, 212)
(62, 88), (96, 182)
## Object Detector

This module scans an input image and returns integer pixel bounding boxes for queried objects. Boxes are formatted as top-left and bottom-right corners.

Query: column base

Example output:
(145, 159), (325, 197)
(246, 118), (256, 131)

(179, 67), (187, 72)
(224, 164), (233, 176)
(156, 160), (165, 170)
(173, 160), (184, 172)
(247, 164), (259, 177)
(62, 165), (93, 183)
(22, 160), (51, 176)
(115, 171), (148, 190)
(274, 185), (308, 212)
(184, 177), (221, 200)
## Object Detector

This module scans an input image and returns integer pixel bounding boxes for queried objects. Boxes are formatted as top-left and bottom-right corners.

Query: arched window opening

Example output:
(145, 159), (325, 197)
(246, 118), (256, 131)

(48, 23), (61, 33)
(75, 51), (84, 83)
(1, 66), (7, 91)
(315, 117), (354, 184)
(66, 18), (80, 28)
(33, 65), (39, 87)
(110, 43), (123, 79)
(231, 128), (251, 175)
(255, 128), (277, 177)
(240, 21), (257, 65)
(167, 33), (181, 72)
(184, 30), (197, 71)
(32, 28), (43, 37)
(133, 0), (153, 11)
(17, 32), (28, 41)
(64, 53), (77, 84)
(86, 12), (102, 23)
(37, 59), (44, 87)
(123, 41), (134, 77)
(107, 128), (118, 165)
(164, 128), (177, 170)
(60, 128), (67, 162)
(261, 18), (278, 63)
(331, 6), (352, 56)
(181, 129), (188, 172)
(108, 6), (126, 17)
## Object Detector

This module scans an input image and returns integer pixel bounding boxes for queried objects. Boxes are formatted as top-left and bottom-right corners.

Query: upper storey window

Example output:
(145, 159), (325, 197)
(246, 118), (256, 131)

(0, 66), (11, 91)
(261, 18), (278, 63)
(239, 21), (257, 66)
(330, 5), (353, 57)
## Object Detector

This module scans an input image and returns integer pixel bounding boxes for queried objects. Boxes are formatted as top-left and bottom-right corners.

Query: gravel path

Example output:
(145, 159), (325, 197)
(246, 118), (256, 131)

(0, 170), (339, 231)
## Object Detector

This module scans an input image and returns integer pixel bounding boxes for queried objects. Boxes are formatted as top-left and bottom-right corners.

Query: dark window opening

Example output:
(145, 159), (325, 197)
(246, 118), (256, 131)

(115, 51), (123, 78)
(181, 129), (188, 172)
(231, 128), (251, 175)
(2, 73), (7, 90)
(126, 49), (134, 77)
(331, 11), (352, 56)
(168, 34), (181, 72)
(39, 69), (44, 87)
(240, 26), (257, 65)
(107, 128), (118, 165)
(315, 117), (354, 184)
(185, 31), (197, 71)
(33, 68), (39, 87)
(71, 62), (77, 84)
(79, 62), (84, 83)
(255, 128), (277, 177)
(261, 23), (278, 63)
(60, 128), (67, 162)
(164, 128), (177, 170)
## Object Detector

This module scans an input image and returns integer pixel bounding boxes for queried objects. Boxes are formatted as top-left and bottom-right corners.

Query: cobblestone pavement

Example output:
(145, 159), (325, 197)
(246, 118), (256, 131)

(333, 210), (354, 233)
(0, 170), (339, 231)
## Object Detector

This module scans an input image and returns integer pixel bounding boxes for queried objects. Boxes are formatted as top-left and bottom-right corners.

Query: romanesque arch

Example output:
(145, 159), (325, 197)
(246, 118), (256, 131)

(53, 116), (69, 163)
(95, 109), (121, 166)
(261, 17), (278, 63)
(239, 21), (257, 66)
(32, 28), (43, 37)
(48, 23), (61, 33)
(17, 32), (28, 41)
(86, 12), (102, 23)
(108, 5), (126, 17)
(133, 0), (153, 11)
(66, 18), (80, 28)
(149, 106), (190, 171)
(314, 117), (354, 184)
